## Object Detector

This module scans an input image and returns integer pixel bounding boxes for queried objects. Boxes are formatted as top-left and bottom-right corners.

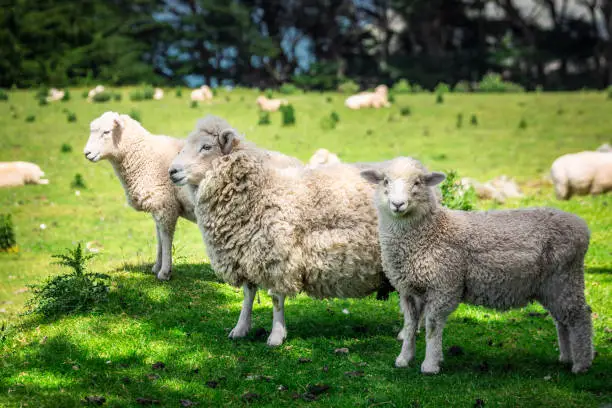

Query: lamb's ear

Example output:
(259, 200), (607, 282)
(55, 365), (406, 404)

(219, 128), (240, 155)
(360, 169), (384, 184)
(112, 113), (125, 131)
(424, 171), (446, 186)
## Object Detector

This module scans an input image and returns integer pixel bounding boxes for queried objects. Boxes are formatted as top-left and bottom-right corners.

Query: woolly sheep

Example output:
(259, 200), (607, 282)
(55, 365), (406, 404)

(169, 115), (388, 346)
(190, 85), (213, 102)
(460, 175), (523, 203)
(84, 111), (197, 280)
(87, 85), (105, 101)
(256, 95), (288, 112)
(550, 150), (612, 199)
(308, 148), (341, 168)
(153, 88), (164, 100)
(361, 157), (593, 374)
(46, 88), (65, 102)
(0, 162), (49, 187)
(345, 85), (391, 110)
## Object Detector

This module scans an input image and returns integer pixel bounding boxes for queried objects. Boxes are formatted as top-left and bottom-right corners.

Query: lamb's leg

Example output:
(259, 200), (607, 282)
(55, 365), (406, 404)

(267, 293), (287, 347)
(554, 320), (572, 364)
(395, 295), (420, 367)
(397, 295), (424, 339)
(568, 304), (593, 373)
(421, 299), (456, 374)
(229, 282), (257, 339)
(155, 215), (177, 281)
(152, 220), (162, 274)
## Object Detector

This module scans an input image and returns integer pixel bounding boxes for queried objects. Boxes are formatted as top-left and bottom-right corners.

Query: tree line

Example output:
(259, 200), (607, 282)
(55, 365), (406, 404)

(1, 0), (611, 90)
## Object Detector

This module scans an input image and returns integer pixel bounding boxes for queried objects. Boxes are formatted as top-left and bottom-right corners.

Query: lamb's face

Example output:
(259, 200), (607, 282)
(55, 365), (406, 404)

(361, 158), (445, 218)
(84, 112), (124, 162)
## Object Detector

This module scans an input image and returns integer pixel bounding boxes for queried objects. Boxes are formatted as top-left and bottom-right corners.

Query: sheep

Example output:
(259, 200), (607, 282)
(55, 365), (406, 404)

(83, 111), (197, 280)
(255, 95), (288, 112)
(308, 148), (341, 168)
(460, 175), (523, 203)
(46, 88), (65, 102)
(153, 88), (164, 101)
(0, 162), (49, 187)
(550, 150), (612, 200)
(361, 157), (593, 374)
(345, 85), (391, 110)
(168, 115), (388, 347)
(87, 85), (105, 101)
(190, 85), (213, 102)
(596, 143), (611, 152)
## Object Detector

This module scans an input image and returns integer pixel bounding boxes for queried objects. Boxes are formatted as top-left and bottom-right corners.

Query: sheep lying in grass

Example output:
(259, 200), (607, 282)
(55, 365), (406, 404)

(87, 85), (105, 102)
(169, 115), (387, 346)
(153, 88), (164, 100)
(362, 157), (593, 374)
(84, 111), (197, 280)
(345, 85), (391, 110)
(460, 175), (523, 203)
(308, 148), (341, 168)
(551, 149), (612, 200)
(0, 161), (49, 187)
(191, 85), (213, 102)
(256, 95), (287, 112)
(46, 88), (65, 102)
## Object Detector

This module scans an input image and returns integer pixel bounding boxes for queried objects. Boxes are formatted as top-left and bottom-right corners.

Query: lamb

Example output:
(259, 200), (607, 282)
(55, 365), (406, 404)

(550, 150), (612, 199)
(83, 111), (197, 280)
(153, 88), (164, 100)
(190, 85), (213, 102)
(308, 148), (341, 168)
(361, 157), (593, 374)
(169, 115), (388, 347)
(345, 85), (391, 110)
(46, 88), (65, 102)
(256, 95), (287, 112)
(0, 162), (49, 187)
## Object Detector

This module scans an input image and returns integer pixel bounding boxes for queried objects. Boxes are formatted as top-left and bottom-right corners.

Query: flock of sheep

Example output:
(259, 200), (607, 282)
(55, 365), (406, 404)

(78, 111), (599, 374)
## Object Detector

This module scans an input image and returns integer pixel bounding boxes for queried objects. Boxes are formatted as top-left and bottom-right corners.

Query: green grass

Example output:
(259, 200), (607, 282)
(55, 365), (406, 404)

(0, 89), (611, 407)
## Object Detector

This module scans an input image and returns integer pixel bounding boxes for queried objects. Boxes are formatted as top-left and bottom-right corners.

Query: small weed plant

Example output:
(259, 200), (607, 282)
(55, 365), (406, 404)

(0, 214), (17, 252)
(440, 170), (476, 211)
(280, 104), (296, 126)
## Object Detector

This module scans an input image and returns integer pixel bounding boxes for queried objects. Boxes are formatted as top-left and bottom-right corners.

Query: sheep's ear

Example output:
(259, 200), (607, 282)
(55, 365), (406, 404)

(424, 171), (446, 186)
(219, 128), (239, 155)
(360, 169), (384, 184)
(113, 114), (125, 131)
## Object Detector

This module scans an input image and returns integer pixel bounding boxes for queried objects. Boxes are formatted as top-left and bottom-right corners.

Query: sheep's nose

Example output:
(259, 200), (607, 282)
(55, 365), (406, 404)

(84, 150), (91, 157)
(391, 201), (405, 211)
(169, 167), (178, 176)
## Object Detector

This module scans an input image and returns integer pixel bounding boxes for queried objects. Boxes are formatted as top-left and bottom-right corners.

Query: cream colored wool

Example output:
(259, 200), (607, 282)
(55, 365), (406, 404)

(84, 111), (196, 280)
(362, 157), (593, 375)
(255, 96), (288, 112)
(345, 85), (391, 110)
(0, 161), (49, 187)
(551, 150), (612, 199)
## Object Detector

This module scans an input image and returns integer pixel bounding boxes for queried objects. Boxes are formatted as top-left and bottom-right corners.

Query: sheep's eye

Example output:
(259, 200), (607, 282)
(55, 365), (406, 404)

(383, 178), (389, 187)
(102, 130), (110, 136)
(200, 144), (212, 152)
(414, 180), (421, 187)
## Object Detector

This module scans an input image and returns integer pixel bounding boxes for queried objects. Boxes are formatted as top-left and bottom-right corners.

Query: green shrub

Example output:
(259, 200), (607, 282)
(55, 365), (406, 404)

(38, 97), (48, 106)
(190, 100), (198, 109)
(456, 113), (463, 128)
(280, 104), (296, 126)
(142, 85), (155, 100)
(35, 86), (49, 99)
(92, 91), (112, 103)
(212, 87), (218, 97)
(113, 92), (122, 102)
(338, 80), (359, 94)
(454, 81), (470, 93)
(280, 83), (299, 95)
(265, 89), (274, 98)
(392, 79), (411, 94)
(470, 114), (478, 126)
(129, 90), (144, 101)
(71, 173), (86, 189)
(435, 82), (451, 94)
(388, 93), (395, 103)
(129, 109), (141, 123)
(476, 73), (524, 93)
(440, 170), (476, 211)
(0, 88), (9, 101)
(0, 214), (17, 252)
(175, 88), (183, 98)
(400, 106), (411, 116)
(81, 90), (89, 99)
(411, 84), (425, 93)
(518, 118), (527, 129)
(61, 143), (73, 153)
(61, 90), (70, 101)
(330, 111), (340, 124)
(25, 114), (36, 123)
(607, 85), (612, 99)
(258, 111), (271, 126)
(66, 112), (77, 123)
(320, 116), (336, 131)
(24, 243), (110, 318)
(326, 96), (333, 103)
(436, 93), (444, 104)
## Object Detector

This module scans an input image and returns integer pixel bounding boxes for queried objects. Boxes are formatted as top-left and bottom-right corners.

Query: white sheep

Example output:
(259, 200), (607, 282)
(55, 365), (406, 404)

(550, 150), (612, 199)
(87, 85), (105, 101)
(0, 162), (49, 187)
(84, 111), (197, 280)
(460, 175), (523, 203)
(255, 95), (287, 112)
(361, 157), (593, 374)
(169, 115), (388, 347)
(46, 88), (65, 102)
(308, 148), (341, 168)
(345, 85), (391, 110)
(190, 85), (213, 102)
(153, 88), (164, 100)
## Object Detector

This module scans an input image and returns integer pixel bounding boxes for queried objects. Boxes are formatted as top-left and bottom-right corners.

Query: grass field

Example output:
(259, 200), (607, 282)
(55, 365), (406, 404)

(0, 88), (611, 407)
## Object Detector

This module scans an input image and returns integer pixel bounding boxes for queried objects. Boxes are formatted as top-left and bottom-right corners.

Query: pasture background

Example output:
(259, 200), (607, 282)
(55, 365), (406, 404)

(0, 89), (611, 407)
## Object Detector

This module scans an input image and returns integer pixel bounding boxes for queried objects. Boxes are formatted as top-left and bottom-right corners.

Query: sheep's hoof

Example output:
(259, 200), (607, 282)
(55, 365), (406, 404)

(266, 330), (287, 347)
(228, 325), (251, 339)
(558, 354), (572, 364)
(394, 355), (411, 368)
(152, 263), (161, 274)
(420, 361), (440, 375)
(156, 271), (171, 281)
(571, 363), (591, 374)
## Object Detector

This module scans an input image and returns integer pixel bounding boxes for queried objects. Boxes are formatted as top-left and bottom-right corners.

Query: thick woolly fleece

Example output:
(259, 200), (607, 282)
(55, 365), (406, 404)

(550, 150), (612, 200)
(85, 112), (196, 280)
(365, 157), (593, 375)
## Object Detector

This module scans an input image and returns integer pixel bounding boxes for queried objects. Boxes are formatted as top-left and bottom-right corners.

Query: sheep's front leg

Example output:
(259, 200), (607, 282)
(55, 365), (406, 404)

(421, 299), (456, 374)
(267, 293), (287, 347)
(155, 215), (177, 281)
(229, 283), (257, 339)
(395, 295), (420, 367)
(151, 220), (162, 274)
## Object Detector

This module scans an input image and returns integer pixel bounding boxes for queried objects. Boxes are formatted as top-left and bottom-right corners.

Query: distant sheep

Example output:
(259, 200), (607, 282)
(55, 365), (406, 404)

(46, 88), (65, 102)
(190, 85), (213, 102)
(87, 85), (105, 101)
(345, 85), (391, 110)
(461, 175), (523, 203)
(0, 162), (49, 187)
(308, 148), (341, 168)
(153, 88), (164, 100)
(596, 143), (611, 152)
(256, 95), (287, 112)
(362, 157), (593, 374)
(551, 150), (612, 199)
(84, 111), (197, 280)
